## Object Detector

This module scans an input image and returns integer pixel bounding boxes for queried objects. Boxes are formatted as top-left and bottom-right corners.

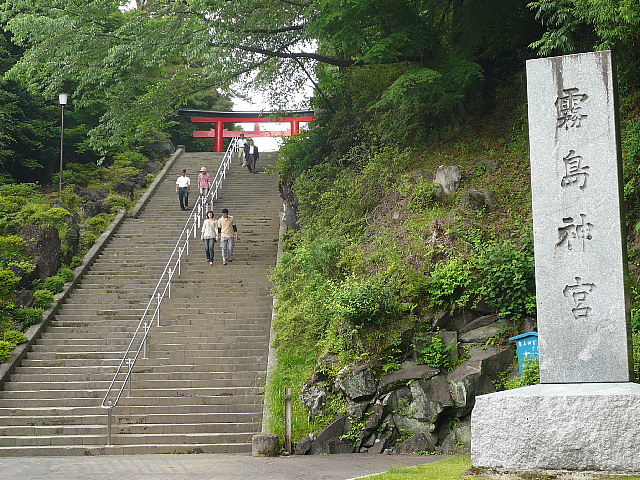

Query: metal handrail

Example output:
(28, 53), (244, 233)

(101, 138), (238, 446)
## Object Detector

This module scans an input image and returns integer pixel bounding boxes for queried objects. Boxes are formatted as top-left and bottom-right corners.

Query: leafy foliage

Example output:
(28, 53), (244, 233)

(505, 357), (540, 389)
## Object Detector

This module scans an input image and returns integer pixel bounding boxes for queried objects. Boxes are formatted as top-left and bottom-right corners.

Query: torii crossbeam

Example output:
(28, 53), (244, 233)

(178, 109), (317, 152)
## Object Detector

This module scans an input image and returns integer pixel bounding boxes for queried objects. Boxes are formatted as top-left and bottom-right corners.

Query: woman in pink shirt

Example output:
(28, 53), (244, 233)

(198, 167), (212, 198)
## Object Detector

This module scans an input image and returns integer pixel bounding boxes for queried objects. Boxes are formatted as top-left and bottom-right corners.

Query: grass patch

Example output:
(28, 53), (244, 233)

(356, 456), (640, 480)
(357, 456), (470, 480)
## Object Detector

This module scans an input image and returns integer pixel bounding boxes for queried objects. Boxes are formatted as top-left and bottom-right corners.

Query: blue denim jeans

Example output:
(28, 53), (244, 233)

(178, 187), (189, 209)
(203, 238), (215, 262)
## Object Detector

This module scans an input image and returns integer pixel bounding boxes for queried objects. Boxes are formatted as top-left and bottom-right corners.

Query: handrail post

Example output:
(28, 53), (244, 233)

(285, 387), (292, 454)
(168, 268), (172, 298)
(177, 247), (182, 276)
(106, 401), (113, 447)
(127, 358), (133, 397)
(143, 322), (148, 359)
(156, 293), (162, 327)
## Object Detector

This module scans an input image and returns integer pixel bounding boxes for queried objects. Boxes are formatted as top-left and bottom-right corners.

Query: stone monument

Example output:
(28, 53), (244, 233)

(471, 51), (640, 472)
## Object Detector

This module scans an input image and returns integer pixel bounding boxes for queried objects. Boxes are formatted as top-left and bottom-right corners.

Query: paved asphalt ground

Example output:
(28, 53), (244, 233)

(0, 453), (446, 480)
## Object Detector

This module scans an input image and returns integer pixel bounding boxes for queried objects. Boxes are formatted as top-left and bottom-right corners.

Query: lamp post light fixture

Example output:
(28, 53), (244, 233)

(58, 93), (68, 197)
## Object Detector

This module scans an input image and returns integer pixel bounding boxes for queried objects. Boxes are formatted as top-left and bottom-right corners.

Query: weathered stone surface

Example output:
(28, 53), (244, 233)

(434, 165), (461, 195)
(346, 402), (369, 419)
(294, 433), (315, 455)
(308, 416), (354, 455)
(447, 346), (513, 414)
(75, 186), (107, 202)
(472, 383), (640, 471)
(252, 433), (280, 456)
(15, 290), (34, 308)
(391, 413), (433, 437)
(335, 365), (377, 401)
(129, 173), (148, 188)
(459, 314), (501, 334)
(114, 181), (136, 198)
(300, 382), (329, 420)
(394, 433), (437, 454)
(408, 376), (453, 423)
(527, 51), (631, 383)
(378, 363), (439, 394)
(479, 158), (499, 172)
(459, 321), (507, 344)
(437, 418), (471, 454)
(368, 430), (394, 454)
(461, 188), (497, 210)
(143, 161), (163, 175)
(18, 225), (61, 280)
(81, 201), (112, 219)
(432, 309), (475, 332)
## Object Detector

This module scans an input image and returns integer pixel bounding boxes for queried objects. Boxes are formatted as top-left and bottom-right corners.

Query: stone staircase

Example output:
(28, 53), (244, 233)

(0, 151), (282, 455)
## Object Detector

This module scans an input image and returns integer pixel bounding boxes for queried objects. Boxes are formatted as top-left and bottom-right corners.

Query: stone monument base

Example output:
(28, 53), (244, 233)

(471, 382), (640, 472)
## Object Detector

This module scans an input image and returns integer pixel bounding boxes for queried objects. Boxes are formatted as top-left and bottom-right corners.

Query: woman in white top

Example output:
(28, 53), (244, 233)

(201, 210), (217, 265)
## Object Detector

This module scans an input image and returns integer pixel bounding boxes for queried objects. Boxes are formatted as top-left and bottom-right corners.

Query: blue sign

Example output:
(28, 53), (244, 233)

(509, 332), (539, 374)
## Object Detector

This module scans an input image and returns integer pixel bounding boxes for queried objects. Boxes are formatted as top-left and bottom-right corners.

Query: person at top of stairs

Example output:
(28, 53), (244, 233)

(176, 168), (191, 210)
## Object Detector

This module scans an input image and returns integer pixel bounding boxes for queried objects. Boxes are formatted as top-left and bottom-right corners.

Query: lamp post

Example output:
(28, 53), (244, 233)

(58, 93), (68, 197)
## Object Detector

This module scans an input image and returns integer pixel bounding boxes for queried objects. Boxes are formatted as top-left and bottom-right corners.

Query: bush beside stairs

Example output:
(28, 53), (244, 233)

(0, 151), (282, 455)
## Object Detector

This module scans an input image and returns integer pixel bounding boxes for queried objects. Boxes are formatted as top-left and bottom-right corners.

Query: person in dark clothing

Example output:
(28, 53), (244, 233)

(244, 140), (259, 173)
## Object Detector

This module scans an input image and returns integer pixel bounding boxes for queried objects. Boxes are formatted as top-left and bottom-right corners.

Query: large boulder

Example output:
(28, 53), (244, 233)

(114, 181), (137, 199)
(308, 416), (354, 455)
(461, 188), (497, 210)
(335, 365), (377, 401)
(74, 186), (108, 202)
(378, 363), (439, 394)
(394, 433), (437, 454)
(434, 165), (461, 195)
(447, 346), (514, 415)
(18, 224), (61, 280)
(143, 161), (163, 175)
(300, 381), (330, 420)
(81, 201), (112, 219)
(459, 319), (509, 344)
(378, 363), (439, 395)
(407, 375), (454, 424)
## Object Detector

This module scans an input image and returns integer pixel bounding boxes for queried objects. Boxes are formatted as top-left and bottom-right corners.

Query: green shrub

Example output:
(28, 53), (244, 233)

(505, 357), (540, 389)
(44, 275), (66, 294)
(414, 333), (457, 369)
(15, 307), (44, 326)
(33, 289), (54, 309)
(104, 194), (133, 211)
(0, 267), (21, 301)
(57, 267), (75, 283)
(407, 181), (441, 211)
(424, 258), (473, 310)
(114, 151), (149, 170)
(0, 340), (16, 362)
(61, 186), (83, 210)
(4, 329), (27, 344)
(82, 213), (115, 247)
(334, 278), (404, 327)
(474, 237), (536, 319)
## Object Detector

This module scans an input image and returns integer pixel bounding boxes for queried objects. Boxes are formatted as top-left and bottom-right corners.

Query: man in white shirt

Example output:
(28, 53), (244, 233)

(236, 134), (248, 166)
(175, 169), (191, 210)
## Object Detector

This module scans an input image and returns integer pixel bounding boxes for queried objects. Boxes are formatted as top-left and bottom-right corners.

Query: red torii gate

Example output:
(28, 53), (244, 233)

(178, 109), (317, 152)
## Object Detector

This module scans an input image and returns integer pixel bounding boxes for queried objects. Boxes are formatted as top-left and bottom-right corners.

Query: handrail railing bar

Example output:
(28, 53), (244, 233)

(101, 138), (238, 416)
